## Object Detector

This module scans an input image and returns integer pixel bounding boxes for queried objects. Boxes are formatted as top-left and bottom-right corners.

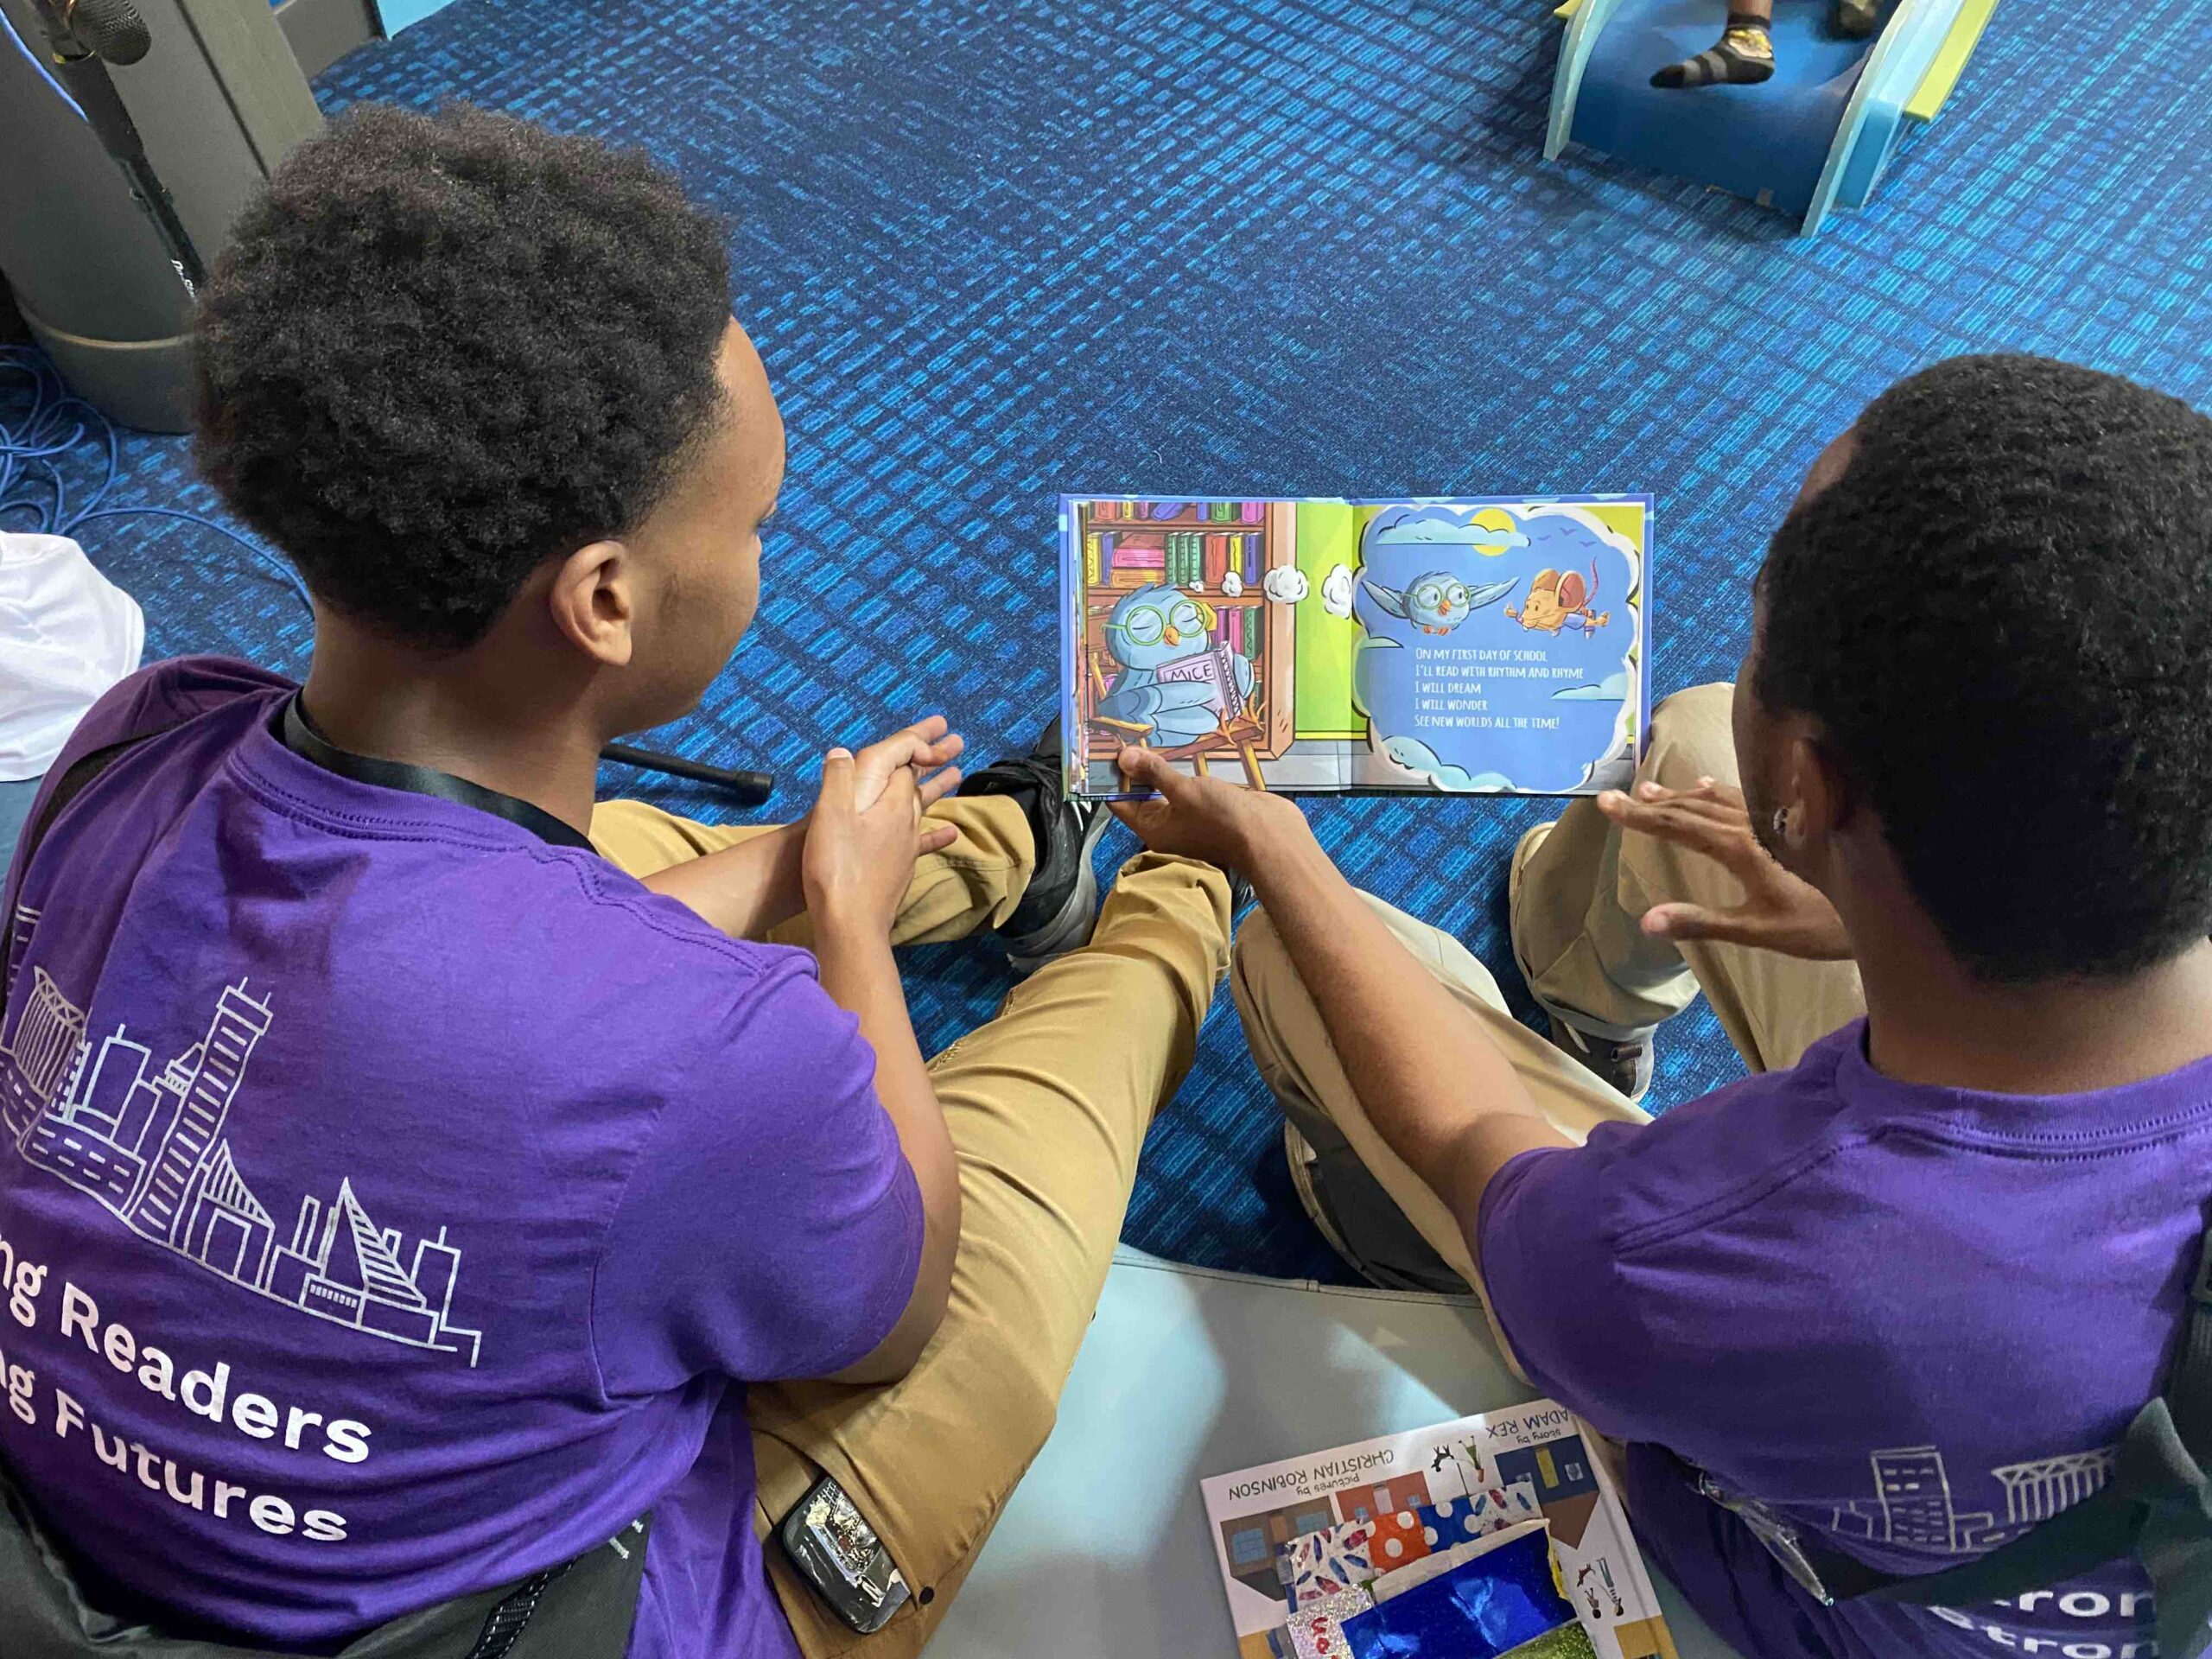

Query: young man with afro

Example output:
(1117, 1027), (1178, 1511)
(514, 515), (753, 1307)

(0, 105), (1230, 1656)
(1114, 354), (2212, 1659)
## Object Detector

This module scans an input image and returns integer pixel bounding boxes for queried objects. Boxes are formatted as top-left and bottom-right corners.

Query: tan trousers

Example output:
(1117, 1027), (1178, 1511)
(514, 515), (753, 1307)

(590, 795), (1232, 1657)
(1232, 683), (1866, 1298)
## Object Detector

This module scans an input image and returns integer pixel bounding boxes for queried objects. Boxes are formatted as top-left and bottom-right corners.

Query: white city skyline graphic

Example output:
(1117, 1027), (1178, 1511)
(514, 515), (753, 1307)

(1, 906), (481, 1367)
(1832, 1443), (2115, 1555)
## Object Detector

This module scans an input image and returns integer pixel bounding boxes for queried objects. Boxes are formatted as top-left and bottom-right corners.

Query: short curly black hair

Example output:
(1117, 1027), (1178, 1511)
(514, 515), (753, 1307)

(1758, 354), (2212, 982)
(194, 104), (732, 649)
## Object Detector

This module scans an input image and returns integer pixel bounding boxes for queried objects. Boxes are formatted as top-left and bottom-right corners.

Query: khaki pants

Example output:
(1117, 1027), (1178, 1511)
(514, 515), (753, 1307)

(590, 796), (1232, 1657)
(1232, 683), (1866, 1298)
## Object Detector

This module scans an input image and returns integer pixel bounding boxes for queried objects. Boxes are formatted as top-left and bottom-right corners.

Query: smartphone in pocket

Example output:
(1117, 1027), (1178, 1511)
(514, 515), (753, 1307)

(777, 1475), (912, 1635)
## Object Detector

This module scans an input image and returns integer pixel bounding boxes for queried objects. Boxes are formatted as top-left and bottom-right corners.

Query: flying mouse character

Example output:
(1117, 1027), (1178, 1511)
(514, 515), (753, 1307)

(1505, 561), (1610, 637)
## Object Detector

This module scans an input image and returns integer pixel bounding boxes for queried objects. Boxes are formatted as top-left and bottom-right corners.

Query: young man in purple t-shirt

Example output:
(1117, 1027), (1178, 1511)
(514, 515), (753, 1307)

(1116, 356), (2212, 1659)
(0, 107), (1231, 1655)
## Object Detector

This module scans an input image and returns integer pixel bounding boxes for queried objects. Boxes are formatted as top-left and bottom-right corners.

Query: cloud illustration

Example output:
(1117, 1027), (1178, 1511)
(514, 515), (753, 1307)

(1367, 505), (1531, 554)
(1262, 568), (1309, 603)
(1380, 734), (1513, 793)
(1374, 519), (1475, 543)
(1219, 570), (1243, 597)
(1321, 563), (1355, 619)
(1552, 670), (1632, 702)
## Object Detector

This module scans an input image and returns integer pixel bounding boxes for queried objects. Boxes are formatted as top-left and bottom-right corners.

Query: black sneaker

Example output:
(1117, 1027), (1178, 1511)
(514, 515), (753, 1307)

(1510, 822), (1655, 1104)
(1542, 1015), (1654, 1104)
(957, 716), (1109, 975)
(1225, 866), (1255, 924)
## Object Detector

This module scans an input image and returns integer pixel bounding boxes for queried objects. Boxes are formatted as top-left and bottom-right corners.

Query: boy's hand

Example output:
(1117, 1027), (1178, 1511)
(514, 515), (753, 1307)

(799, 716), (963, 862)
(637, 718), (960, 944)
(849, 716), (964, 825)
(804, 747), (932, 937)
(1109, 745), (1311, 872)
(1597, 779), (1853, 961)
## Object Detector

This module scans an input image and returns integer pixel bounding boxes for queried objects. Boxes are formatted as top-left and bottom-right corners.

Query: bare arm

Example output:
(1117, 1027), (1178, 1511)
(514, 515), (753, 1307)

(639, 821), (809, 939)
(1110, 748), (1568, 1262)
(811, 915), (960, 1384)
(798, 736), (966, 1384)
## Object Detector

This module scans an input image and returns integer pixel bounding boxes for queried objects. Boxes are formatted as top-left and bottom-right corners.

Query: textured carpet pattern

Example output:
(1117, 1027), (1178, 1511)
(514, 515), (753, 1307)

(36, 0), (2212, 1281)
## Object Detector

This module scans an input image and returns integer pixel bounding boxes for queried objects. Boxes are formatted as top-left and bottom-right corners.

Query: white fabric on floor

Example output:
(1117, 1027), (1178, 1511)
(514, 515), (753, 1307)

(1, 533), (144, 782)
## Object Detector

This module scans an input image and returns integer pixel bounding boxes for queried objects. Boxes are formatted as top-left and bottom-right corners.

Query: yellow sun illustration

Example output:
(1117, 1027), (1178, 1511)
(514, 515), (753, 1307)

(1471, 507), (1521, 556)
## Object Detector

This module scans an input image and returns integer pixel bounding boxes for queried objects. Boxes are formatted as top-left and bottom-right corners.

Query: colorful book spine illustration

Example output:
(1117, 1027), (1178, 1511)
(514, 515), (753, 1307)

(1109, 534), (1166, 588)
(1204, 533), (1229, 588)
(1084, 531), (1103, 585)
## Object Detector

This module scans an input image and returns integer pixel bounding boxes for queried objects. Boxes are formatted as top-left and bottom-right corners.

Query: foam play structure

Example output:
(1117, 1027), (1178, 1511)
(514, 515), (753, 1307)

(938, 1248), (1736, 1656)
(1545, 0), (1998, 234)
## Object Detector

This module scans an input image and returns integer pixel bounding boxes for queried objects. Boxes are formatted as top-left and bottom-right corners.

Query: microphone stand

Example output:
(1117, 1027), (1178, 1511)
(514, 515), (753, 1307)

(601, 745), (775, 808)
(30, 1), (206, 296)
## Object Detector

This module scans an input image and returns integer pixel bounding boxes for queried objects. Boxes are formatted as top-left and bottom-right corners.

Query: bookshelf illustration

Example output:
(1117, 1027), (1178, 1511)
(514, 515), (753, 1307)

(1071, 499), (1297, 784)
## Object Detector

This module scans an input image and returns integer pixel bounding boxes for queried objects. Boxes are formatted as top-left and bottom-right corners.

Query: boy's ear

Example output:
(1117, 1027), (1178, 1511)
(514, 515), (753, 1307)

(547, 539), (636, 668)
(1788, 730), (1851, 850)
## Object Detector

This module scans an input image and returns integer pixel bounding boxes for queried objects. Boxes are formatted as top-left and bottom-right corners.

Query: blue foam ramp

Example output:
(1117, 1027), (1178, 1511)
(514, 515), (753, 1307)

(934, 1248), (1734, 1656)
(1569, 0), (1877, 219)
(1547, 0), (1981, 231)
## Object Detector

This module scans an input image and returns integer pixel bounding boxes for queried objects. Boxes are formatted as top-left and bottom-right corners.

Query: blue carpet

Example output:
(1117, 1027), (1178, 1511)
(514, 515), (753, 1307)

(31, 0), (2212, 1283)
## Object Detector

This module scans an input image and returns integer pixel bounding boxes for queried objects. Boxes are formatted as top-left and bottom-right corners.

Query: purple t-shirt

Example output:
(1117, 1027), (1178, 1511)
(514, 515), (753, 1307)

(0, 658), (924, 1656)
(1480, 1022), (2209, 1659)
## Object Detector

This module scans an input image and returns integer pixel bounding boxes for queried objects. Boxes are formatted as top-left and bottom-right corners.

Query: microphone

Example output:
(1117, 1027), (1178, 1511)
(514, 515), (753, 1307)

(66, 0), (150, 64)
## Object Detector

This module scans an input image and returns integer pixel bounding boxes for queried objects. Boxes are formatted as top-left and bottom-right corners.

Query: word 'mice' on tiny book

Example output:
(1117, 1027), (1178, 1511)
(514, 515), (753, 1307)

(1058, 496), (1650, 800)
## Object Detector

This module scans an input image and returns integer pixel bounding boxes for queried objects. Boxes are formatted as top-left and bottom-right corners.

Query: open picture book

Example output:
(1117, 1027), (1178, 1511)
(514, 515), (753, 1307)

(1201, 1399), (1678, 1659)
(1058, 496), (1649, 798)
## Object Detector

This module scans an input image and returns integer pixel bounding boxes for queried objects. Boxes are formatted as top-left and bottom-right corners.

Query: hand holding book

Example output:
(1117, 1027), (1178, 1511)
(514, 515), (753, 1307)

(1107, 744), (1310, 874)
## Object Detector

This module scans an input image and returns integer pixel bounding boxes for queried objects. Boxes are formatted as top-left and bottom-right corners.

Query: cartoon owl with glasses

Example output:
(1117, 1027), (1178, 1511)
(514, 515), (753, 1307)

(1360, 571), (1518, 636)
(1095, 584), (1253, 746)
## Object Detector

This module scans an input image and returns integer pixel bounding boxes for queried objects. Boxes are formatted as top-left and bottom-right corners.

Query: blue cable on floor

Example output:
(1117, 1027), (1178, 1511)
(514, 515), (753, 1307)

(0, 345), (313, 613)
